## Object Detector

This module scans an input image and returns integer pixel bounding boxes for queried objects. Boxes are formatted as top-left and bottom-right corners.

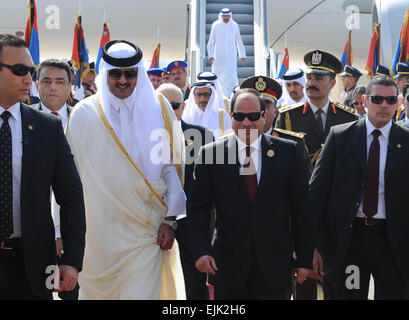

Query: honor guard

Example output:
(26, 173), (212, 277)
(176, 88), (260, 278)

(340, 65), (362, 107)
(74, 61), (97, 102)
(147, 67), (163, 89)
(394, 62), (409, 121)
(167, 60), (191, 100)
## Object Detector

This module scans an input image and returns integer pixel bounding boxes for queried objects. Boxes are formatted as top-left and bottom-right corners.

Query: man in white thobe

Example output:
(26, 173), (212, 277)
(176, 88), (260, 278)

(66, 40), (186, 300)
(182, 80), (232, 139)
(207, 8), (246, 98)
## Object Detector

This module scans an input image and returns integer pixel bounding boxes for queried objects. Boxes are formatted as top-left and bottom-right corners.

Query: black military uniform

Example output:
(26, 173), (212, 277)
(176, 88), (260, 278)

(275, 50), (357, 168)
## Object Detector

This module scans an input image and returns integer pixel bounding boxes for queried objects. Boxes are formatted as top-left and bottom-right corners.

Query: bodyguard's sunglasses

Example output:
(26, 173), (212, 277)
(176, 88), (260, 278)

(108, 69), (138, 80)
(0, 62), (36, 78)
(367, 95), (398, 105)
(232, 111), (264, 121)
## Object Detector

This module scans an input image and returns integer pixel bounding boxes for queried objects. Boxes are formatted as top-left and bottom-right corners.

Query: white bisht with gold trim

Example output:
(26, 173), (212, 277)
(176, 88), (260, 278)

(66, 93), (186, 300)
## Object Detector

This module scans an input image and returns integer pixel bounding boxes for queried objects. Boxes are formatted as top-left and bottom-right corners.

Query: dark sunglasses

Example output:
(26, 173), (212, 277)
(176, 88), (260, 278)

(232, 111), (264, 121)
(108, 69), (138, 80)
(368, 95), (398, 105)
(406, 95), (409, 103)
(170, 102), (181, 110)
(352, 101), (362, 106)
(0, 62), (35, 78)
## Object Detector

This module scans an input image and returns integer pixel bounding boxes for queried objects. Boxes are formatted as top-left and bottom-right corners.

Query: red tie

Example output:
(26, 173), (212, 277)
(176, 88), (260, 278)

(51, 111), (60, 117)
(363, 129), (381, 217)
(243, 146), (257, 203)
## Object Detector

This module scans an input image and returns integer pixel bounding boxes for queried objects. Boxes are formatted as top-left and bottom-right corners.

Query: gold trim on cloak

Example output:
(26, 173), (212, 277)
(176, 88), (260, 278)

(97, 96), (168, 210)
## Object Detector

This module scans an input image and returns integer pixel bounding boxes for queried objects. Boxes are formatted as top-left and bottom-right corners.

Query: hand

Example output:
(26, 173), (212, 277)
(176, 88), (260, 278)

(55, 265), (79, 292)
(209, 57), (214, 64)
(56, 237), (63, 258)
(311, 248), (324, 281)
(292, 268), (312, 284)
(157, 224), (175, 250)
(241, 58), (246, 65)
(195, 255), (218, 275)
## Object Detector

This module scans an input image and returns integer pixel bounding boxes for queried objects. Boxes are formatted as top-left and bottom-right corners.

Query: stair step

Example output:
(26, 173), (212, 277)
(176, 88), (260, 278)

(206, 3), (253, 14)
(207, 0), (253, 4)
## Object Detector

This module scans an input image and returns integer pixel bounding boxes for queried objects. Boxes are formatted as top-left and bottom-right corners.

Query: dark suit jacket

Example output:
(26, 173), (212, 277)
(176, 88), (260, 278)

(177, 120), (213, 246)
(310, 119), (409, 284)
(19, 103), (85, 297)
(187, 134), (315, 291)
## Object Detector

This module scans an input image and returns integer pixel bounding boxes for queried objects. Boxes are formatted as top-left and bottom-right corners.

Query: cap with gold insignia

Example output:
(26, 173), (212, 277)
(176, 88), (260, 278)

(167, 60), (188, 72)
(304, 50), (343, 75)
(240, 75), (282, 102)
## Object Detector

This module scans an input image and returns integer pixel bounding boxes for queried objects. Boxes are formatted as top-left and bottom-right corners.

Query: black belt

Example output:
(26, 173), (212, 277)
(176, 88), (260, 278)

(0, 238), (22, 250)
(354, 217), (386, 226)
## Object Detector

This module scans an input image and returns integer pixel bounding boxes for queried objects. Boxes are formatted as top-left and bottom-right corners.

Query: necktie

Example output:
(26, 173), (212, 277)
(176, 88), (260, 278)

(363, 129), (381, 218)
(315, 109), (324, 135)
(243, 145), (257, 203)
(51, 111), (60, 117)
(0, 111), (13, 240)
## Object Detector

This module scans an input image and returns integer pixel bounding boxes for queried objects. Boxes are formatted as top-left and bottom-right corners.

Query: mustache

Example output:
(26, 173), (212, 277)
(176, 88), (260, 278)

(307, 86), (319, 91)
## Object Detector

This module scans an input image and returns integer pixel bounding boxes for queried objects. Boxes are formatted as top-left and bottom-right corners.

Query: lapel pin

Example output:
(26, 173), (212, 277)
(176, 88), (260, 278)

(186, 138), (194, 146)
(267, 149), (275, 158)
(28, 125), (33, 130)
(397, 144), (402, 149)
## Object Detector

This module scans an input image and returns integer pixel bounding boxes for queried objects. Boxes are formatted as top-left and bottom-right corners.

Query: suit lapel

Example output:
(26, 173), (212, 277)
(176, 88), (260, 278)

(20, 104), (35, 208)
(352, 118), (367, 173)
(324, 104), (336, 138)
(385, 123), (402, 179)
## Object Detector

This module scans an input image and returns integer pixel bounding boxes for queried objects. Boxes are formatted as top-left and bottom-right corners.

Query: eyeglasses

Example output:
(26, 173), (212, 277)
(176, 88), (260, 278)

(194, 92), (211, 98)
(170, 102), (181, 110)
(0, 62), (36, 78)
(352, 101), (363, 107)
(367, 95), (398, 105)
(108, 69), (138, 80)
(406, 95), (409, 103)
(232, 111), (264, 121)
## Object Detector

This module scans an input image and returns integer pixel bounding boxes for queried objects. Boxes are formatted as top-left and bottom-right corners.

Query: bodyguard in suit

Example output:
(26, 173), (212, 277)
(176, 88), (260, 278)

(187, 88), (315, 299)
(310, 75), (409, 299)
(32, 58), (80, 300)
(0, 34), (85, 299)
(156, 83), (214, 299)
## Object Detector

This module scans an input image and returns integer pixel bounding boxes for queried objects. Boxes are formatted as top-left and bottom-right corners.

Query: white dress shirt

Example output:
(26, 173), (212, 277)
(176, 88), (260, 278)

(403, 117), (409, 128)
(309, 100), (330, 130)
(236, 134), (262, 183)
(40, 103), (69, 130)
(356, 118), (391, 219)
(0, 103), (22, 238)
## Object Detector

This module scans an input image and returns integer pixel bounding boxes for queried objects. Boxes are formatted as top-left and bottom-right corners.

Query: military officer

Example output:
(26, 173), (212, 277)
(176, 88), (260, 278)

(275, 50), (357, 169)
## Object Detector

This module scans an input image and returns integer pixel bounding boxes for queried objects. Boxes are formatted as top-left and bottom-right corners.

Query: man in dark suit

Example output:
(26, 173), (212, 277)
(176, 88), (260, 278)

(187, 88), (315, 299)
(31, 58), (80, 300)
(157, 83), (214, 299)
(310, 75), (409, 299)
(0, 34), (85, 300)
